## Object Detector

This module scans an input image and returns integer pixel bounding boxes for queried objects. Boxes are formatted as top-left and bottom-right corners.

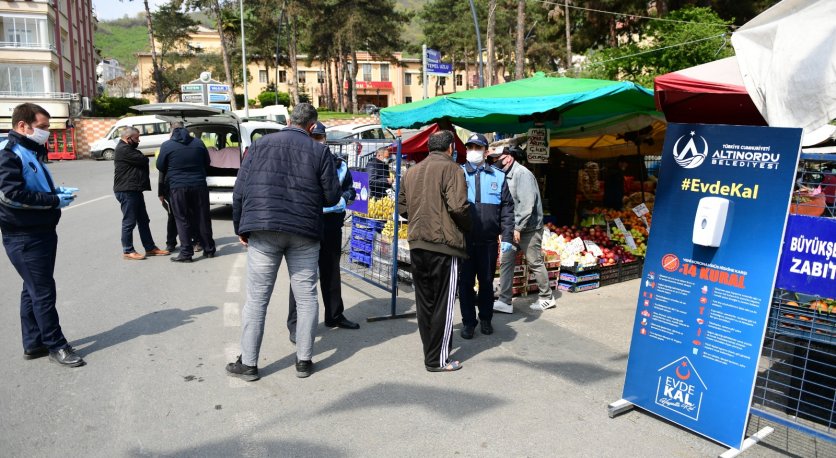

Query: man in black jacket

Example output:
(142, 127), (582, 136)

(287, 122), (359, 343)
(114, 127), (168, 260)
(226, 104), (341, 381)
(0, 103), (83, 367)
(156, 122), (216, 262)
(366, 146), (391, 198)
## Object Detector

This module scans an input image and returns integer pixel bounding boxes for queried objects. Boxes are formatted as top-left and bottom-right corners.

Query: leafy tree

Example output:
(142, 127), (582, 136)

(93, 96), (149, 117)
(185, 0), (239, 109)
(148, 2), (200, 101)
(582, 6), (733, 87)
(119, 1), (165, 101)
(257, 91), (290, 107)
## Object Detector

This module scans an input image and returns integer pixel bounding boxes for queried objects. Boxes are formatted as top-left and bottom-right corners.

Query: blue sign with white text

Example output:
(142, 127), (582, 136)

(776, 215), (836, 298)
(346, 171), (369, 214)
(621, 124), (802, 448)
(425, 48), (452, 75)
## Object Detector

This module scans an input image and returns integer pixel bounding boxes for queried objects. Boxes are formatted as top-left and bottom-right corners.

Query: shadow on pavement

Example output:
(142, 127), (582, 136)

(318, 381), (507, 419)
(209, 205), (233, 221)
(128, 439), (342, 457)
(71, 306), (217, 356)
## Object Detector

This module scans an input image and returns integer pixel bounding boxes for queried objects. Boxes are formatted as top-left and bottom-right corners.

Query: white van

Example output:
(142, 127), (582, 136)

(233, 105), (289, 125)
(90, 115), (172, 160)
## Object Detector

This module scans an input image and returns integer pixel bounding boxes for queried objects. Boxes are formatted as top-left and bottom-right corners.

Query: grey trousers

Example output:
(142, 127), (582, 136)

(498, 227), (552, 303)
(240, 230), (320, 366)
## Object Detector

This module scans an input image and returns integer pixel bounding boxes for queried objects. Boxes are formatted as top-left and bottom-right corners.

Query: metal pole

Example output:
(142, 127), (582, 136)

(274, 3), (286, 106)
(422, 44), (428, 100)
(468, 0), (484, 88)
(240, 0), (249, 117)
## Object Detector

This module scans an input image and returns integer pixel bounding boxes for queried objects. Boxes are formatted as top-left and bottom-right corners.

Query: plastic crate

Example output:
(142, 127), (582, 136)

(557, 280), (600, 293)
(769, 302), (834, 346)
(352, 215), (387, 232)
(351, 227), (376, 242)
(559, 262), (600, 274)
(598, 258), (644, 286)
(349, 251), (372, 267)
(350, 238), (373, 254)
(559, 271), (601, 283)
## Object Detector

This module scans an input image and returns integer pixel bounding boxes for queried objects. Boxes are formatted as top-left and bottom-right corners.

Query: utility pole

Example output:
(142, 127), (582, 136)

(467, 0), (484, 88)
(240, 0), (249, 117)
(275, 2), (286, 106)
(565, 0), (572, 73)
(422, 44), (428, 100)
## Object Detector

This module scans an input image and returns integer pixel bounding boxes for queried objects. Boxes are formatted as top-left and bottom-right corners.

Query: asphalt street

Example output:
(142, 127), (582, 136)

(0, 160), (830, 457)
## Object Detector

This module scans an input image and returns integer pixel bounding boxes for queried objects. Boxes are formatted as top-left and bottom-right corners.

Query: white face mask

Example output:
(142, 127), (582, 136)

(27, 127), (50, 145)
(466, 150), (484, 165)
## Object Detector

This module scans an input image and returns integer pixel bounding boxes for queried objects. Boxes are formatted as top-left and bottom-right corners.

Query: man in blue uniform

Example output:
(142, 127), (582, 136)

(0, 103), (84, 367)
(459, 133), (514, 339)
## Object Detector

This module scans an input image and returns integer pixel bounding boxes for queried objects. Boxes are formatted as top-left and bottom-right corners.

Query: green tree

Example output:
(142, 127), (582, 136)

(149, 2), (200, 101)
(119, 0), (165, 101)
(582, 6), (733, 87)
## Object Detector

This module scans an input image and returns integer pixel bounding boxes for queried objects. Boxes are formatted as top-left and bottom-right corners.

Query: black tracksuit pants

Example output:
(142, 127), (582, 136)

(459, 241), (498, 328)
(287, 219), (346, 329)
(411, 248), (459, 369)
(169, 185), (215, 258)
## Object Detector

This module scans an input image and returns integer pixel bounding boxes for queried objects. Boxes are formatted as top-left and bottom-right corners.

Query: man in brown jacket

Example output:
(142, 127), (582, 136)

(398, 130), (471, 372)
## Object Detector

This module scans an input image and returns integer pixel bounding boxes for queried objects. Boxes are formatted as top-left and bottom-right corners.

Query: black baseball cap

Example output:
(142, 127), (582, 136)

(465, 133), (488, 147)
(311, 122), (326, 136)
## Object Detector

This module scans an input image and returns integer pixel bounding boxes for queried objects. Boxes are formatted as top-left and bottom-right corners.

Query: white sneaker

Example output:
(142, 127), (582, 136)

(530, 298), (556, 311)
(493, 300), (513, 314)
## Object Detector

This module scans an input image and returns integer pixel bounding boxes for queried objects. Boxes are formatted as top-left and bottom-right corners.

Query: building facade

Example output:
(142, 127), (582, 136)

(0, 0), (98, 129)
(136, 27), (507, 110)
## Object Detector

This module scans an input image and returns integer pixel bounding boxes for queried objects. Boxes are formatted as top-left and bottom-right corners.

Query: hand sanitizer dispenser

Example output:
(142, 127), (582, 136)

(692, 197), (729, 247)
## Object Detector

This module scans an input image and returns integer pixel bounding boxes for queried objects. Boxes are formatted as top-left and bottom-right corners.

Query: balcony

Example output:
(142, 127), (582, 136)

(0, 41), (55, 52)
(0, 91), (77, 100)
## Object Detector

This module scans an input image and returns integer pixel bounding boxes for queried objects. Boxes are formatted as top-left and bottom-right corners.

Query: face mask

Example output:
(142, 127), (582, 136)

(466, 150), (484, 165)
(27, 127), (50, 145)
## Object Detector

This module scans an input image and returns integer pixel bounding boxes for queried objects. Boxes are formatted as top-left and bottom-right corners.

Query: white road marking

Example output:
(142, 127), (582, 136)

(61, 195), (112, 211)
(224, 302), (241, 327)
(234, 253), (246, 269)
(226, 275), (241, 293)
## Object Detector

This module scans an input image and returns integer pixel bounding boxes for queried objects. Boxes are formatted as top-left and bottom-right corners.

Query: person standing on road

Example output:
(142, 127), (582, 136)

(492, 146), (556, 313)
(459, 133), (514, 340)
(0, 102), (84, 367)
(113, 127), (168, 260)
(226, 104), (341, 381)
(157, 165), (200, 253)
(366, 146), (392, 198)
(398, 130), (471, 372)
(287, 122), (359, 343)
(156, 122), (216, 262)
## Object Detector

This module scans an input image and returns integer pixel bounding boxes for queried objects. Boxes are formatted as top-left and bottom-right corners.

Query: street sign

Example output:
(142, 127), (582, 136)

(209, 103), (230, 112)
(181, 84), (202, 92)
(181, 93), (205, 103)
(208, 84), (230, 92)
(208, 93), (231, 102)
(424, 47), (452, 76)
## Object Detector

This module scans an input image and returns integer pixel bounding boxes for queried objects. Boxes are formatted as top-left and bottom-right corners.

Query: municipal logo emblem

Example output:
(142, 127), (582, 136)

(491, 182), (498, 191)
(672, 131), (708, 169)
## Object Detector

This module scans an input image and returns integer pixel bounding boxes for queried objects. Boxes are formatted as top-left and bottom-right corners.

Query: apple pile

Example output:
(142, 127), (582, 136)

(543, 223), (640, 267)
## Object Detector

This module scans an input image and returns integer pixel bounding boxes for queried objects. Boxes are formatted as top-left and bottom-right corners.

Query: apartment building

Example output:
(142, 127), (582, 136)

(136, 27), (506, 109)
(0, 0), (98, 130)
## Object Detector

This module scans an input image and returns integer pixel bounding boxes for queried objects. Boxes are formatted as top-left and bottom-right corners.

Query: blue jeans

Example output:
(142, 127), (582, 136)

(115, 191), (156, 253)
(240, 231), (320, 366)
(2, 229), (69, 351)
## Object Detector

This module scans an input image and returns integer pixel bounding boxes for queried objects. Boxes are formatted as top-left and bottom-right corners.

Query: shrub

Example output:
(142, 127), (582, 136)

(257, 91), (290, 107)
(92, 96), (149, 117)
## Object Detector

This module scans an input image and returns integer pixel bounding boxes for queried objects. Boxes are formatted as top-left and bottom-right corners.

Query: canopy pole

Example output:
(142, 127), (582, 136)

(636, 142), (646, 204)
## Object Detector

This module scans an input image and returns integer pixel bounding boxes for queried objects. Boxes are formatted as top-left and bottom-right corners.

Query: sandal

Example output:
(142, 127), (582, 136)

(425, 360), (463, 372)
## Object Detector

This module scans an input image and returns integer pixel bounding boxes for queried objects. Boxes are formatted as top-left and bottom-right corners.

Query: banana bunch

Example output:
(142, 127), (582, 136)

(367, 196), (395, 220)
(381, 220), (408, 240)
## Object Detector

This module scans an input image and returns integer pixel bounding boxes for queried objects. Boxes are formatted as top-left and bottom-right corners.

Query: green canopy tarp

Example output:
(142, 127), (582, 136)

(381, 72), (658, 134)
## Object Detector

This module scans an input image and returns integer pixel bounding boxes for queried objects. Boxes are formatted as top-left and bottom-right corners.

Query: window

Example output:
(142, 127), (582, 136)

(405, 96), (412, 103)
(382, 129), (395, 140)
(404, 73), (412, 86)
(0, 16), (53, 49)
(456, 74), (462, 86)
(439, 76), (447, 86)
(380, 64), (389, 82)
(251, 128), (280, 143)
(258, 70), (267, 83)
(278, 70), (286, 83)
(0, 64), (48, 93)
(362, 64), (372, 82)
(361, 129), (379, 140)
(298, 71), (306, 84)
(317, 71), (324, 84)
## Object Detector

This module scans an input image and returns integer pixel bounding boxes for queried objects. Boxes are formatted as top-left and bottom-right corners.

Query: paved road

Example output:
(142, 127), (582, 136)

(0, 160), (828, 457)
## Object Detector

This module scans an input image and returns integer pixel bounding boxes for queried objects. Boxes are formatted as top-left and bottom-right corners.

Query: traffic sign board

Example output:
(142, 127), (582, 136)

(209, 103), (230, 112)
(181, 84), (203, 92)
(208, 84), (230, 92)
(208, 93), (231, 102)
(181, 93), (205, 103)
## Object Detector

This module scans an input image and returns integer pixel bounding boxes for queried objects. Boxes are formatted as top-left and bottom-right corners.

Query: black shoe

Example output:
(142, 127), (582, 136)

(461, 325), (475, 340)
(325, 317), (360, 330)
(203, 251), (216, 259)
(170, 255), (193, 263)
(296, 359), (313, 378)
(165, 245), (177, 252)
(289, 332), (296, 344)
(23, 345), (49, 360)
(48, 346), (85, 367)
(480, 321), (494, 335)
(225, 355), (259, 381)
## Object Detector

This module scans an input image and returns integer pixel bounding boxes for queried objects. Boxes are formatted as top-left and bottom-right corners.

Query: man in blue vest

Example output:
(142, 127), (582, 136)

(0, 103), (84, 367)
(459, 133), (514, 339)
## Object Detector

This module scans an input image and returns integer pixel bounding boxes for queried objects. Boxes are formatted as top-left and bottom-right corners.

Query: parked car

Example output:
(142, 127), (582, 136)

(233, 104), (289, 125)
(361, 103), (380, 115)
(325, 123), (395, 168)
(90, 115), (173, 160)
(131, 103), (283, 205)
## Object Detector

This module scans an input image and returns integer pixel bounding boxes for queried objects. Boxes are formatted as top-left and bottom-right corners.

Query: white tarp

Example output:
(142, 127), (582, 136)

(731, 0), (836, 134)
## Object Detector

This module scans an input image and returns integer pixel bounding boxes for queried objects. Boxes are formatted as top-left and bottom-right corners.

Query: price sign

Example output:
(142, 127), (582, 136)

(526, 128), (550, 164)
(632, 203), (649, 217)
(564, 237), (586, 256)
(583, 240), (604, 257)
(613, 218), (637, 249)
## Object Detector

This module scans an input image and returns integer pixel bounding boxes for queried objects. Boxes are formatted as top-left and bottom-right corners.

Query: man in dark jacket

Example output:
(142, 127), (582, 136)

(459, 133), (514, 339)
(398, 130), (471, 373)
(366, 146), (391, 198)
(114, 127), (168, 260)
(0, 103), (84, 367)
(156, 122), (216, 262)
(287, 122), (359, 342)
(226, 103), (341, 381)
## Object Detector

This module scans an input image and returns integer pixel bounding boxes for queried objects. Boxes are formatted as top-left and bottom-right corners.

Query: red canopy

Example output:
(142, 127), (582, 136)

(654, 57), (766, 126)
(389, 123), (467, 164)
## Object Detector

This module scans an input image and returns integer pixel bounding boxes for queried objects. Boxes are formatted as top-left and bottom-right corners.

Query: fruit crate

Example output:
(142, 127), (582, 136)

(557, 280), (600, 293)
(351, 226), (376, 242)
(559, 262), (600, 274)
(352, 215), (387, 232)
(349, 251), (372, 267)
(559, 271), (600, 283)
(350, 238), (373, 254)
(768, 301), (835, 346)
(598, 258), (645, 286)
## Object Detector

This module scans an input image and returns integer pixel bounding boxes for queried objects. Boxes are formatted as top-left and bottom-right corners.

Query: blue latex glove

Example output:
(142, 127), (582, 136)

(500, 241), (514, 253)
(57, 194), (75, 209)
(56, 186), (79, 194)
(323, 197), (346, 214)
